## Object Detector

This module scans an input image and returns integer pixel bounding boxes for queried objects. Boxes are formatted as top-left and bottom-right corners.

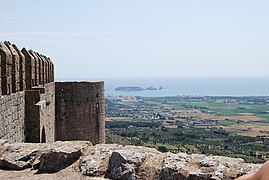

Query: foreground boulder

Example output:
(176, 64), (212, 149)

(38, 141), (92, 172)
(156, 153), (261, 180)
(105, 145), (160, 179)
(0, 141), (92, 172)
(80, 144), (123, 176)
(0, 140), (262, 179)
(0, 142), (41, 170)
(157, 152), (191, 179)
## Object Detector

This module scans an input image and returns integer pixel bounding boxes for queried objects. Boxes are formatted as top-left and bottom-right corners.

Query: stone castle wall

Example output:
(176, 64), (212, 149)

(25, 82), (55, 143)
(0, 41), (105, 144)
(0, 41), (55, 143)
(0, 91), (25, 143)
(39, 82), (56, 143)
(55, 82), (105, 144)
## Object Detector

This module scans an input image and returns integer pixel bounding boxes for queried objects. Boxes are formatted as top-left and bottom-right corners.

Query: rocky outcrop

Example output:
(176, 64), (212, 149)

(80, 144), (123, 176)
(0, 141), (92, 172)
(38, 141), (92, 172)
(105, 145), (161, 179)
(0, 140), (262, 180)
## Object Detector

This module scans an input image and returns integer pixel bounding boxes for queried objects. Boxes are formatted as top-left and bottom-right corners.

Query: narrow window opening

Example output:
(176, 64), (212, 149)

(96, 103), (99, 114)
(41, 126), (46, 143)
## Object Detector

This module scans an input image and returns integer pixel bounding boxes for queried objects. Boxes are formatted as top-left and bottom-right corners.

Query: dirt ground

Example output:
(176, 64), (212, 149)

(199, 124), (269, 137)
(172, 110), (264, 121)
(0, 161), (106, 180)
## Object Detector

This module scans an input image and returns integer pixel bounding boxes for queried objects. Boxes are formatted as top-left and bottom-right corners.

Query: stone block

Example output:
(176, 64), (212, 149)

(21, 48), (34, 90)
(29, 50), (39, 86)
(0, 42), (12, 95)
(4, 42), (20, 93)
(12, 44), (26, 91)
(36, 53), (44, 85)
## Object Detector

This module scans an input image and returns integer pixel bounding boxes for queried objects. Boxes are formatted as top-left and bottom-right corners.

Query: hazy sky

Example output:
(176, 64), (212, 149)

(1, 0), (269, 79)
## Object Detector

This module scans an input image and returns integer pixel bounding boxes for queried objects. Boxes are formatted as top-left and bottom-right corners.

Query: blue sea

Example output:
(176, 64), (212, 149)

(59, 77), (269, 97)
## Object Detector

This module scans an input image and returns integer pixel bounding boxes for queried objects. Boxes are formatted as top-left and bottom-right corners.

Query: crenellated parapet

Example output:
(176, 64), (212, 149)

(0, 41), (54, 95)
(0, 41), (56, 143)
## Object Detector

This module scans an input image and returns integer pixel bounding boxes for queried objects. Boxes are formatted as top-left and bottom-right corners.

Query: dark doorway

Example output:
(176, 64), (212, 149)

(41, 126), (46, 143)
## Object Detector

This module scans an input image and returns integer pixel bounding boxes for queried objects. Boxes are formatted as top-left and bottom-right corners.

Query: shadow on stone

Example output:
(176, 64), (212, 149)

(35, 150), (81, 173)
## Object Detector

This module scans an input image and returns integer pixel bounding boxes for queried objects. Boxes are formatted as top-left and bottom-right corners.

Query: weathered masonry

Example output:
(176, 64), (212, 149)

(55, 82), (105, 144)
(0, 41), (55, 143)
(0, 41), (105, 144)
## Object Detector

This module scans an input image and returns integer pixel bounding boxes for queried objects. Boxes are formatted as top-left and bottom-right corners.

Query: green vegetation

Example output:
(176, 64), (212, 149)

(106, 120), (268, 163)
(105, 130), (132, 145)
(110, 122), (269, 163)
(259, 114), (269, 122)
(260, 120), (269, 123)
(172, 101), (208, 110)
(218, 120), (237, 126)
(172, 99), (269, 117)
(106, 95), (269, 163)
(106, 121), (160, 128)
(156, 143), (177, 151)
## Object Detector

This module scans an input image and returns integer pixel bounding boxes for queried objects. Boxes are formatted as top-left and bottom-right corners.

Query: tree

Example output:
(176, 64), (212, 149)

(158, 146), (168, 152)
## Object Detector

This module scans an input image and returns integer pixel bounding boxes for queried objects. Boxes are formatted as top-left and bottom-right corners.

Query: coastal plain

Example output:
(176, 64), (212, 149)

(105, 95), (269, 163)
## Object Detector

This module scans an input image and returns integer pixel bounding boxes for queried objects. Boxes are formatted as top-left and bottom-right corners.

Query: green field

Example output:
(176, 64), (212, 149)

(172, 100), (269, 117)
(106, 120), (268, 163)
(218, 120), (237, 126)
(258, 114), (269, 122)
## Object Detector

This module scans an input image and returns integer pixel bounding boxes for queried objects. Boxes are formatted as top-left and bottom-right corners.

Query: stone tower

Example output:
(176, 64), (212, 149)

(55, 82), (105, 144)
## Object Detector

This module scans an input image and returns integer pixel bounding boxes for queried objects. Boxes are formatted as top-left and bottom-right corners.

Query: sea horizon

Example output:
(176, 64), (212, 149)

(56, 76), (269, 97)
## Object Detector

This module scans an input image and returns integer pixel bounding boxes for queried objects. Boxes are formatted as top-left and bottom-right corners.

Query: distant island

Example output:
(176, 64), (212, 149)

(115, 86), (162, 92)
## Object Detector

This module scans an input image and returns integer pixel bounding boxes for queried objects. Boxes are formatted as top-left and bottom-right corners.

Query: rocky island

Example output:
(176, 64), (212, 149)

(115, 86), (159, 92)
